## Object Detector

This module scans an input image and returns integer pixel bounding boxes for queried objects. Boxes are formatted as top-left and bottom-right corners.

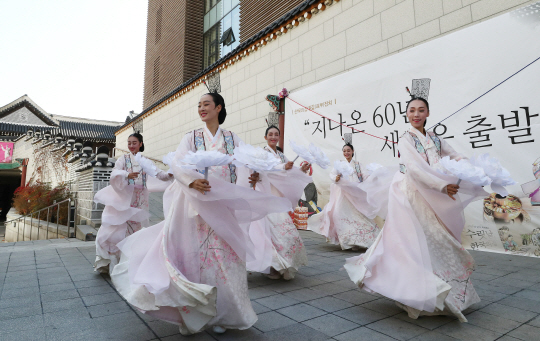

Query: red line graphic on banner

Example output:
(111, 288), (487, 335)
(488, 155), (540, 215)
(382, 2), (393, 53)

(286, 97), (397, 144)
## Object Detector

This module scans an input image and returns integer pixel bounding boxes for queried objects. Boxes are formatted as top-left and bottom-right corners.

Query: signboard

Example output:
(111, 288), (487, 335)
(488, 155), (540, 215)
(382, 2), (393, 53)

(285, 5), (540, 257)
(0, 142), (14, 163)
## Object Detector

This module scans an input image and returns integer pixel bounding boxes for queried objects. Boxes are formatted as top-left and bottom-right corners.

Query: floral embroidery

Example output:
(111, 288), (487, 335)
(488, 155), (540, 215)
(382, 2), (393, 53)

(197, 222), (241, 284)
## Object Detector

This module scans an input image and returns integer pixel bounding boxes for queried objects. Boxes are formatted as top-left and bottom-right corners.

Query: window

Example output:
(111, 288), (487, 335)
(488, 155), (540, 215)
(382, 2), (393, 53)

(155, 6), (163, 43)
(203, 0), (240, 68)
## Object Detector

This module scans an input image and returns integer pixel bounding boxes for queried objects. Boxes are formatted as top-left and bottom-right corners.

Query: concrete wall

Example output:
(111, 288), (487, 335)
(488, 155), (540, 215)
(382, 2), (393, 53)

(118, 0), (535, 161)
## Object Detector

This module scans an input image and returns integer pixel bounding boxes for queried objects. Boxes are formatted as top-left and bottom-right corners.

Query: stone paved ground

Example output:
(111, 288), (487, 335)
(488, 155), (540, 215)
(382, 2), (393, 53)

(1, 231), (540, 341)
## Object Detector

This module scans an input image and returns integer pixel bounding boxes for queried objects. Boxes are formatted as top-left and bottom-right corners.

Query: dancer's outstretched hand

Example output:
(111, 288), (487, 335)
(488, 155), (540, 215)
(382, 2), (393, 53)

(447, 184), (459, 200)
(127, 172), (139, 180)
(301, 163), (311, 173)
(284, 161), (294, 170)
(249, 172), (260, 189)
(190, 179), (211, 194)
(335, 174), (341, 182)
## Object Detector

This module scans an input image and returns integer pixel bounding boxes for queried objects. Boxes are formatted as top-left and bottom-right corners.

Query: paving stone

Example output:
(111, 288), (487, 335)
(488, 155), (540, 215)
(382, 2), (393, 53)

(5, 270), (36, 279)
(361, 298), (404, 316)
(1, 327), (47, 341)
(462, 300), (492, 314)
(282, 288), (329, 302)
(263, 280), (303, 293)
(465, 311), (522, 334)
(73, 277), (108, 288)
(256, 294), (301, 310)
(39, 282), (75, 294)
(146, 320), (181, 338)
(508, 324), (540, 340)
(0, 294), (41, 309)
(479, 303), (538, 323)
(474, 288), (509, 302)
(296, 267), (328, 277)
(2, 274), (38, 286)
(8, 264), (37, 272)
(305, 296), (354, 312)
(99, 323), (157, 341)
(435, 320), (502, 341)
(528, 283), (540, 292)
(92, 310), (142, 330)
(208, 326), (266, 341)
(254, 311), (297, 332)
(250, 301), (272, 314)
(1, 286), (40, 299)
(43, 307), (92, 330)
(77, 283), (115, 296)
(512, 289), (540, 302)
(41, 288), (80, 302)
(334, 326), (397, 341)
(276, 303), (327, 322)
(38, 275), (72, 286)
(333, 305), (387, 325)
(333, 278), (361, 290)
(161, 332), (216, 341)
(262, 323), (329, 341)
(497, 296), (540, 314)
(0, 303), (42, 321)
(81, 292), (123, 306)
(67, 272), (100, 282)
(333, 290), (379, 305)
(289, 275), (326, 287)
(471, 272), (501, 281)
(302, 314), (359, 337)
(87, 300), (131, 318)
(474, 281), (523, 295)
(36, 262), (64, 269)
(311, 282), (351, 295)
(489, 277), (535, 289)
(474, 267), (515, 277)
(367, 317), (429, 341)
(394, 312), (455, 330)
(409, 330), (460, 341)
(0, 314), (44, 332)
(42, 297), (86, 313)
(249, 287), (278, 300)
(527, 314), (540, 328)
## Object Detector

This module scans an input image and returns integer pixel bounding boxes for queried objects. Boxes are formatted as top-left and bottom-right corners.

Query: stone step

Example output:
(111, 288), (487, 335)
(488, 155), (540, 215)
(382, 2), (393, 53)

(76, 225), (98, 241)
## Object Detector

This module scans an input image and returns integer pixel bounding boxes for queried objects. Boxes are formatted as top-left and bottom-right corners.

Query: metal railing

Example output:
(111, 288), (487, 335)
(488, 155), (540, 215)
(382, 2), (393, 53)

(5, 198), (76, 241)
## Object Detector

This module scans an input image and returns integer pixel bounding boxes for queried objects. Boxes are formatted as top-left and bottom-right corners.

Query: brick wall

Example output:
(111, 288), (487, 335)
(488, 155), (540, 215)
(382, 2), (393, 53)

(239, 0), (305, 43)
(142, 0), (204, 110)
(121, 0), (536, 163)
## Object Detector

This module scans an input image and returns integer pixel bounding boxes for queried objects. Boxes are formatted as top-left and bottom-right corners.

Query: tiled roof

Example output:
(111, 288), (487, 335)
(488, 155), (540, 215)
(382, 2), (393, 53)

(116, 0), (318, 133)
(0, 121), (119, 142)
(56, 119), (119, 141)
(0, 96), (57, 126)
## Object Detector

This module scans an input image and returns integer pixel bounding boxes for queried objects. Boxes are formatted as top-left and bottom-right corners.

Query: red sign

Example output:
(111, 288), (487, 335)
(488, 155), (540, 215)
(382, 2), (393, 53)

(0, 142), (14, 163)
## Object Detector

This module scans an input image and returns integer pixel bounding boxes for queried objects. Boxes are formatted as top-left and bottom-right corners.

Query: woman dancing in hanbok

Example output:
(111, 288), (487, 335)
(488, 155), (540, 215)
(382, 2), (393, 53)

(246, 125), (311, 280)
(344, 96), (486, 322)
(94, 133), (172, 274)
(111, 93), (290, 335)
(309, 143), (380, 250)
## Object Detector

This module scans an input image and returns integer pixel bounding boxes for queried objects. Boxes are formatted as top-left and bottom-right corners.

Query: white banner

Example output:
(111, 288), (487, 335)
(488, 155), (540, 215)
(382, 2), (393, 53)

(284, 5), (540, 257)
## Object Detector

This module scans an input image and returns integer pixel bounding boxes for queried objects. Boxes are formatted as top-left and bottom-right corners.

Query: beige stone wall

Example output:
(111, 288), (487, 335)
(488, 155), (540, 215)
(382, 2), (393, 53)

(118, 0), (535, 161)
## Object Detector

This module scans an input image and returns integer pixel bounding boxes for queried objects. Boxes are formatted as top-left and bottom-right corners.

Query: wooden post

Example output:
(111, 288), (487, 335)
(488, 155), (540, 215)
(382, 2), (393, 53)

(20, 158), (28, 187)
(278, 98), (285, 152)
